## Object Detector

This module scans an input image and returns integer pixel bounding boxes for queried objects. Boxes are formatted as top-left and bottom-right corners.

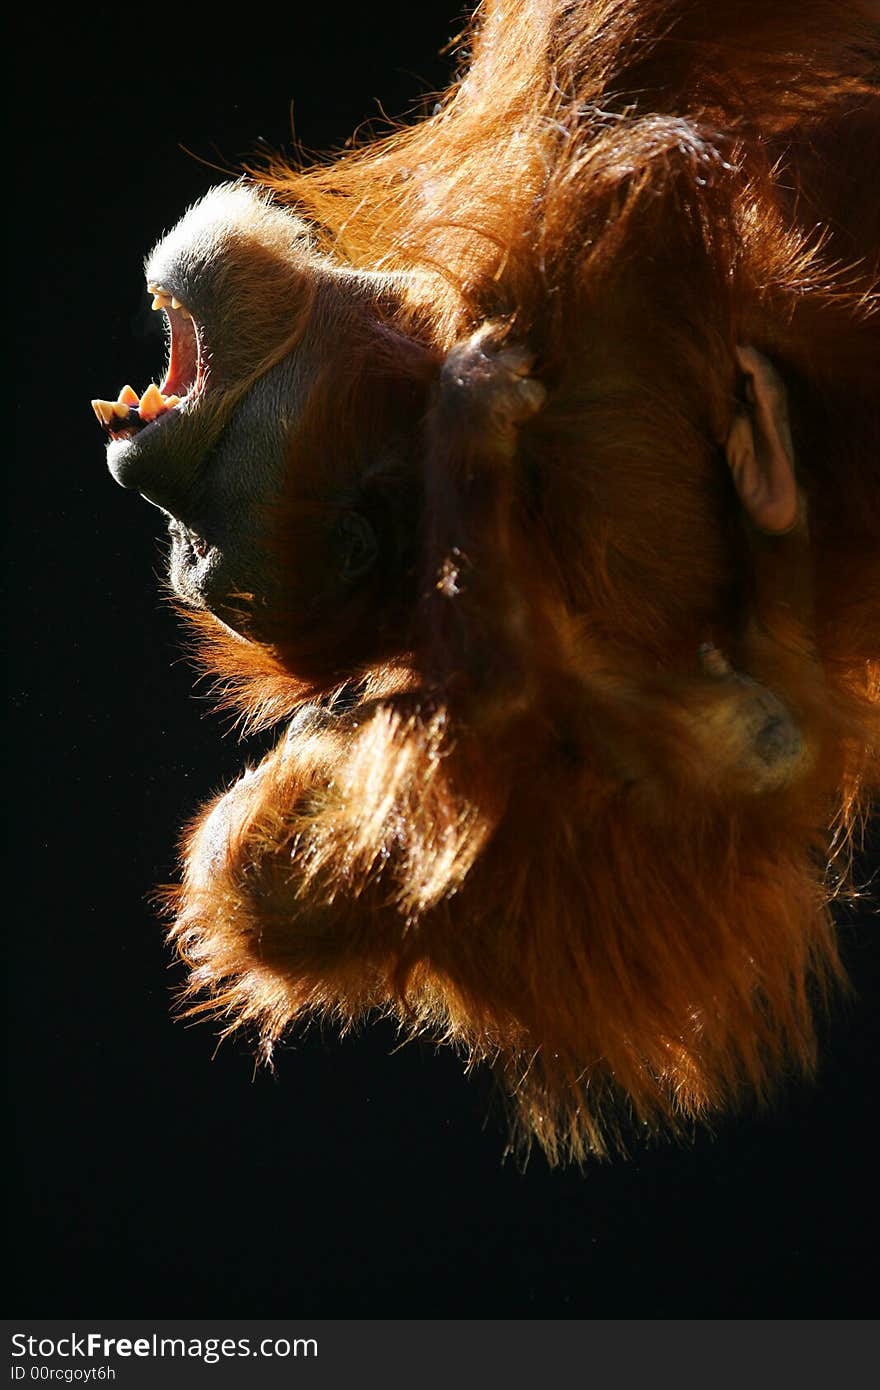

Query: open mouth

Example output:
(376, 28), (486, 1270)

(91, 284), (205, 441)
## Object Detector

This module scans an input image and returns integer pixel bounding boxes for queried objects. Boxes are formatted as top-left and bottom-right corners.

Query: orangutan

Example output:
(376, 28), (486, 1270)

(94, 0), (879, 1162)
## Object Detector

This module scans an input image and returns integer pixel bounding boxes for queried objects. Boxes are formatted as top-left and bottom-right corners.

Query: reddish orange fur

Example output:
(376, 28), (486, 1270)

(167, 0), (878, 1162)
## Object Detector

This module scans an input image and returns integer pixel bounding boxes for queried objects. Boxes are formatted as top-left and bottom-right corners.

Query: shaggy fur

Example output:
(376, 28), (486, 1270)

(156, 0), (877, 1163)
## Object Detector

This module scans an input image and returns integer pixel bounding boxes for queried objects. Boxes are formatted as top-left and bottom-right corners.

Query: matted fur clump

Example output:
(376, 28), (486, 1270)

(97, 0), (878, 1163)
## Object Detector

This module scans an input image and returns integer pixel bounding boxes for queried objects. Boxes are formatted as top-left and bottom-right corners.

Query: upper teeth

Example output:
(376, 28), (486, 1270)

(91, 382), (182, 429)
(139, 382), (175, 420)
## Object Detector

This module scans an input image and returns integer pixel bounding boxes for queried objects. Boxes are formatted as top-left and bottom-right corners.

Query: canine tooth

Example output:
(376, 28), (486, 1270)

(151, 291), (172, 311)
(139, 383), (165, 420)
(117, 384), (140, 406)
(170, 296), (183, 310)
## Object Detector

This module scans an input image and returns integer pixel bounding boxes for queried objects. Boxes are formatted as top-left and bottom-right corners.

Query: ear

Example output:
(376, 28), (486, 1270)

(724, 345), (799, 535)
(334, 509), (379, 584)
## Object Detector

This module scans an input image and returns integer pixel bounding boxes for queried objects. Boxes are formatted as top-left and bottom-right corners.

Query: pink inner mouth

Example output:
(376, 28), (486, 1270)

(160, 303), (201, 398)
(91, 293), (203, 440)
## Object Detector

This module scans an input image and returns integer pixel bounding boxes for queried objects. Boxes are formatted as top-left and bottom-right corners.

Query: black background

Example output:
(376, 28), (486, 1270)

(11, 4), (878, 1318)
